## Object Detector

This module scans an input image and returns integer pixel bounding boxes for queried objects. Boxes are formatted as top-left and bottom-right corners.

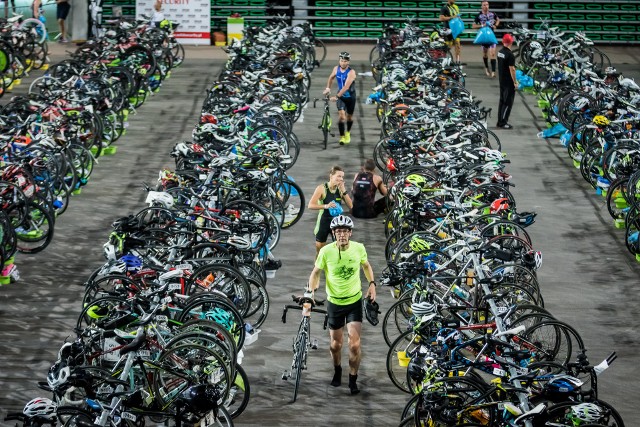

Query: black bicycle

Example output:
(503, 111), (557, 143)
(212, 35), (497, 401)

(281, 291), (328, 402)
(314, 95), (333, 150)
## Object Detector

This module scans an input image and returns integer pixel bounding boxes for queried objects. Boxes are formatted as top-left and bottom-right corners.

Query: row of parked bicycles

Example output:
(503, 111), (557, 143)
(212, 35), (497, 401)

(5, 18), (318, 427)
(511, 19), (640, 261)
(366, 20), (625, 427)
(0, 16), (185, 284)
(0, 12), (49, 97)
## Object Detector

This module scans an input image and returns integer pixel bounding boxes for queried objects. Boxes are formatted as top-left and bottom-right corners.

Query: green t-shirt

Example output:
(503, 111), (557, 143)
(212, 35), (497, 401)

(315, 241), (368, 305)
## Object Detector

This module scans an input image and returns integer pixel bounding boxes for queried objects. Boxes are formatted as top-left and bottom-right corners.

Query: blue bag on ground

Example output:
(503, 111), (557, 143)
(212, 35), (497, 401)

(449, 17), (465, 39)
(516, 70), (534, 89)
(538, 123), (568, 139)
(473, 26), (498, 45)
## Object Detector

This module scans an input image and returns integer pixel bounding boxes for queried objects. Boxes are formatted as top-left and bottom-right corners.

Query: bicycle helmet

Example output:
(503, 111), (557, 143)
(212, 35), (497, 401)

(204, 308), (235, 329)
(409, 236), (432, 253)
(328, 203), (343, 217)
(23, 398), (57, 420)
(402, 184), (421, 199)
(227, 235), (252, 250)
(339, 51), (351, 60)
(330, 215), (354, 230)
(569, 403), (604, 423)
(407, 356), (427, 381)
(483, 149), (504, 162)
(411, 301), (436, 316)
(592, 115), (611, 127)
(47, 361), (71, 389)
(119, 254), (143, 271)
(180, 384), (220, 414)
(604, 66), (619, 77)
(57, 340), (85, 366)
(363, 297), (381, 326)
(528, 41), (543, 59)
(145, 191), (174, 208)
(405, 174), (427, 188)
(490, 198), (511, 214)
(543, 375), (583, 398)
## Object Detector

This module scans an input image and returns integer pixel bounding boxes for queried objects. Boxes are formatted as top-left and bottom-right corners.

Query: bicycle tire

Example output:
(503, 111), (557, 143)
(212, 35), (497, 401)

(382, 295), (413, 347)
(226, 363), (250, 419)
(15, 201), (55, 254)
(155, 343), (231, 409)
(292, 317), (309, 402)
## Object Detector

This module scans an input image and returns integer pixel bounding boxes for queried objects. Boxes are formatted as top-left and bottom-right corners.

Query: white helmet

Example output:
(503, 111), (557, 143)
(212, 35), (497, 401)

(570, 403), (604, 422)
(330, 215), (354, 230)
(145, 191), (174, 208)
(402, 184), (421, 198)
(227, 235), (252, 250)
(47, 361), (71, 389)
(483, 149), (504, 162)
(23, 397), (57, 420)
(411, 301), (436, 315)
(529, 41), (543, 59)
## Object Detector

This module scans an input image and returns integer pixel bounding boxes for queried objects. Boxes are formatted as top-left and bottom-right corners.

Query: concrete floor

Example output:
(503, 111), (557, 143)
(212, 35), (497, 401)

(0, 41), (639, 426)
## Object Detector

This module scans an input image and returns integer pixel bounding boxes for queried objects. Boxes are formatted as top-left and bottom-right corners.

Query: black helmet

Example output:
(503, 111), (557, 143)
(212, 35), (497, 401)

(180, 384), (220, 414)
(363, 297), (381, 326)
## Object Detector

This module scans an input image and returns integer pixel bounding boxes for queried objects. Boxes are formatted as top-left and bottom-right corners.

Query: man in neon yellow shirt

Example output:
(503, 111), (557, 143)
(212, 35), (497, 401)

(308, 215), (377, 395)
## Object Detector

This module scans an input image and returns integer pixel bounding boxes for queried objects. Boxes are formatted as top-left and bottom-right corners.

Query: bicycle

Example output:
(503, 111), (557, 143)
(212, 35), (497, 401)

(281, 291), (328, 402)
(313, 95), (333, 150)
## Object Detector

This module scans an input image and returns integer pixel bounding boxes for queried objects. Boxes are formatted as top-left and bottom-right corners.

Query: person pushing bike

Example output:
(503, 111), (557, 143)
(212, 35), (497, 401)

(308, 215), (376, 395)
(323, 52), (357, 145)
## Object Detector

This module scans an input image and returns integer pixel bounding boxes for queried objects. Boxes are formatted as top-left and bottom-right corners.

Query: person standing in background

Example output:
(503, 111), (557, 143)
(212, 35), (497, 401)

(439, 0), (461, 65)
(56, 0), (71, 43)
(496, 33), (517, 129)
(150, 0), (164, 27)
(472, 1), (500, 78)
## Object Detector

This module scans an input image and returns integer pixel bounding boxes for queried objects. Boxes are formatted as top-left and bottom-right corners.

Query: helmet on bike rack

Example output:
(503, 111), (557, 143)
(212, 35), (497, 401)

(489, 197), (510, 214)
(23, 398), (57, 420)
(405, 174), (428, 189)
(119, 254), (143, 271)
(402, 184), (421, 199)
(542, 375), (583, 400)
(363, 297), (381, 326)
(411, 301), (436, 316)
(569, 403), (604, 423)
(339, 51), (351, 60)
(521, 250), (542, 270)
(330, 215), (354, 230)
(180, 384), (220, 414)
(528, 41), (543, 59)
(47, 361), (71, 389)
(409, 236), (432, 253)
(592, 115), (611, 127)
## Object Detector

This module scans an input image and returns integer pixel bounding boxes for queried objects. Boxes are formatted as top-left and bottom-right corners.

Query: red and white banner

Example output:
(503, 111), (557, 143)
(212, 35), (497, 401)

(136, 0), (211, 45)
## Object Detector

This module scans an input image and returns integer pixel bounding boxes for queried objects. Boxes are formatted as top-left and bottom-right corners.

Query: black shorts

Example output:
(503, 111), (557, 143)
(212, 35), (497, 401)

(327, 298), (363, 330)
(336, 96), (356, 115)
(57, 2), (70, 20)
(314, 217), (332, 243)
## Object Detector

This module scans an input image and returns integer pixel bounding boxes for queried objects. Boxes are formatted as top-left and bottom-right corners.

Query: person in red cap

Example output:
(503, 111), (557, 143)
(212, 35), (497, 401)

(496, 33), (517, 129)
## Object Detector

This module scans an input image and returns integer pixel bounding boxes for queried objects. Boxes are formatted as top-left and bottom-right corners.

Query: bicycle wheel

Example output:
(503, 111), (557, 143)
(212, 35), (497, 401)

(386, 330), (424, 394)
(19, 18), (48, 45)
(415, 376), (493, 426)
(226, 364), (250, 419)
(273, 178), (305, 229)
(292, 318), (309, 402)
(605, 178), (629, 220)
(155, 344), (230, 408)
(544, 400), (624, 427)
(56, 406), (95, 426)
(15, 201), (55, 254)
(382, 295), (413, 347)
(243, 276), (269, 329)
(186, 263), (251, 316)
(518, 319), (582, 365)
(314, 38), (327, 66)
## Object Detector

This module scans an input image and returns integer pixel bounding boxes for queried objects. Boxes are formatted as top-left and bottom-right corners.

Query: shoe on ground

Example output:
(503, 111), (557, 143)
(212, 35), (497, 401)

(349, 374), (360, 395)
(497, 123), (513, 129)
(491, 72), (496, 78)
(339, 135), (346, 145)
(485, 69), (491, 77)
(331, 366), (342, 387)
(344, 131), (351, 144)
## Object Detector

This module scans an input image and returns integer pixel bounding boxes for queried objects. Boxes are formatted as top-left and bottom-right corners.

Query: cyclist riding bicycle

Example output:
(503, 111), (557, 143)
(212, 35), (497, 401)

(308, 215), (376, 395)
